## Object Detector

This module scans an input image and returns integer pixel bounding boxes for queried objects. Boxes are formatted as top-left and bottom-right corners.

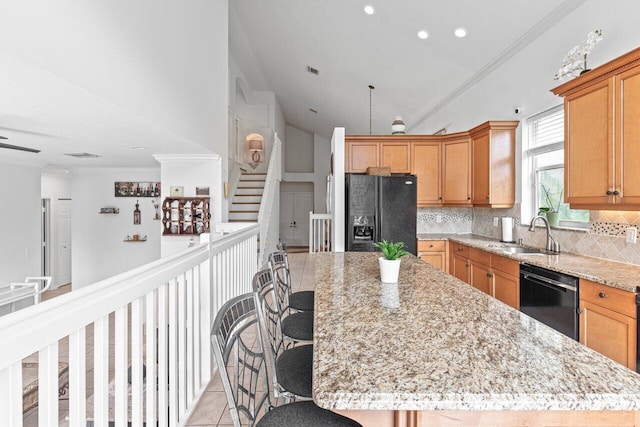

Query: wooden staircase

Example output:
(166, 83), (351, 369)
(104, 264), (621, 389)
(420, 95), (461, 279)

(229, 172), (266, 222)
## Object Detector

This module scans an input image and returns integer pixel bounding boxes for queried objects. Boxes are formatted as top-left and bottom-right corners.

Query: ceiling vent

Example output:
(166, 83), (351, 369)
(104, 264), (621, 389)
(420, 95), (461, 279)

(64, 152), (102, 159)
(306, 65), (319, 75)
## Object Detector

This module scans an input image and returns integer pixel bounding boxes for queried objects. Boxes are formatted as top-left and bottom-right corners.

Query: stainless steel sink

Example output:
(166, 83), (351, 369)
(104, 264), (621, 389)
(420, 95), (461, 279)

(500, 247), (545, 255)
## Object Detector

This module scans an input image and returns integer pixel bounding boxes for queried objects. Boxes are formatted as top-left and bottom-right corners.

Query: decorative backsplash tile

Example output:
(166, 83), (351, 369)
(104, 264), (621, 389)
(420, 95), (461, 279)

(419, 203), (640, 265)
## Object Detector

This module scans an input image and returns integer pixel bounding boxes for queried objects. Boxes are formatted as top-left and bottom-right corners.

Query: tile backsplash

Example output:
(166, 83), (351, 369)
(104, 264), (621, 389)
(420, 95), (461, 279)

(419, 204), (640, 266)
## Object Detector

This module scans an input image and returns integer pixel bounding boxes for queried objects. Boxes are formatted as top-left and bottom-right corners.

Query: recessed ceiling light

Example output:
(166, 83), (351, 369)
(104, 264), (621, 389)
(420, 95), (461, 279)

(454, 28), (467, 38)
(364, 5), (375, 15)
(417, 30), (429, 40)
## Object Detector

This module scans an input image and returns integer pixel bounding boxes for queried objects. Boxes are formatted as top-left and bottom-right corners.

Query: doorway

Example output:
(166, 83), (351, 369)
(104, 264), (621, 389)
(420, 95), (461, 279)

(280, 182), (314, 248)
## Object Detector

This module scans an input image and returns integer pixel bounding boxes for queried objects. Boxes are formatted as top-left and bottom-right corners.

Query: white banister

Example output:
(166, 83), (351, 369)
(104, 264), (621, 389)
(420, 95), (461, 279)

(257, 133), (281, 266)
(0, 223), (259, 427)
(309, 213), (333, 253)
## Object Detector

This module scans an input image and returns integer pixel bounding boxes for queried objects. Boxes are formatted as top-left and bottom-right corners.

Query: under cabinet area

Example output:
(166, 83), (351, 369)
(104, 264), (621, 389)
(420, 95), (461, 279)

(579, 279), (637, 371)
(161, 197), (210, 235)
(417, 240), (448, 272)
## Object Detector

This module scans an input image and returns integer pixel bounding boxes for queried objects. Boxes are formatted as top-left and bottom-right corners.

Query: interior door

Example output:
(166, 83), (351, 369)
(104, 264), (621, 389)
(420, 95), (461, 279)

(280, 192), (314, 247)
(58, 199), (72, 286)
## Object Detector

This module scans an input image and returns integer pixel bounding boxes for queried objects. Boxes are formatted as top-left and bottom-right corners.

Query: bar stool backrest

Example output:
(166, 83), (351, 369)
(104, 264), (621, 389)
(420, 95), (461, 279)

(268, 251), (292, 313)
(252, 268), (289, 395)
(211, 293), (271, 427)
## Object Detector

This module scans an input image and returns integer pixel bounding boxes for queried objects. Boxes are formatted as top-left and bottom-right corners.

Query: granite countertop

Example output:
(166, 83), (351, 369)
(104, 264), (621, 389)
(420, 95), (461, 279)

(418, 233), (640, 293)
(313, 252), (640, 411)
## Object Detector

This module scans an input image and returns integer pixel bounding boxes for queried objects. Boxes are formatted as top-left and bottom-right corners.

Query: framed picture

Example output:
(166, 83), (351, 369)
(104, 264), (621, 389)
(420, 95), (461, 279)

(115, 182), (160, 197)
(170, 186), (184, 197)
(196, 186), (210, 197)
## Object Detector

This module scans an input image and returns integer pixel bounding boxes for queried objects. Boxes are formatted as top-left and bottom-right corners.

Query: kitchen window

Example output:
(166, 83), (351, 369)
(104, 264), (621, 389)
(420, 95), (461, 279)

(524, 105), (589, 228)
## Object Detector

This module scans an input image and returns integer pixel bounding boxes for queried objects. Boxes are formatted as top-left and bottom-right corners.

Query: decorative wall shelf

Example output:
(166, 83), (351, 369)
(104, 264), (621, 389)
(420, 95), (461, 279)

(99, 208), (120, 214)
(162, 197), (210, 236)
(124, 235), (147, 242)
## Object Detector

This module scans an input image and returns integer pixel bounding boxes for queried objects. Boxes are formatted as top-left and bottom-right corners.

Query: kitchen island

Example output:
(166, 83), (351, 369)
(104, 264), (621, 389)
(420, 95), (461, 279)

(313, 252), (640, 427)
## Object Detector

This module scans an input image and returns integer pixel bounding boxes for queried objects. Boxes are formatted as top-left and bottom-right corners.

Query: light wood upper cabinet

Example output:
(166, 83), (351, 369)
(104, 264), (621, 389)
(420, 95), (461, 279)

(411, 142), (441, 206)
(470, 121), (518, 207)
(442, 136), (472, 205)
(380, 142), (411, 173)
(346, 141), (378, 173)
(552, 47), (640, 210)
(564, 80), (613, 206)
(579, 279), (636, 371)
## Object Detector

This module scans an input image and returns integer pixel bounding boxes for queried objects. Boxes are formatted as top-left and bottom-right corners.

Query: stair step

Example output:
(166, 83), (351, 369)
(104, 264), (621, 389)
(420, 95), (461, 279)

(229, 212), (259, 221)
(230, 204), (261, 212)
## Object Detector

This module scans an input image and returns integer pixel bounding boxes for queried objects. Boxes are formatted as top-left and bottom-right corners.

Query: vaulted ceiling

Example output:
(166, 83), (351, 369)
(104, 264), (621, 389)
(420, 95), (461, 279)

(230, 0), (586, 138)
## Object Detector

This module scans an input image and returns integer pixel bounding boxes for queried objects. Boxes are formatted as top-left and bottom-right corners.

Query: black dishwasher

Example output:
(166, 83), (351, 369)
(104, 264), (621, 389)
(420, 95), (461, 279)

(520, 263), (579, 340)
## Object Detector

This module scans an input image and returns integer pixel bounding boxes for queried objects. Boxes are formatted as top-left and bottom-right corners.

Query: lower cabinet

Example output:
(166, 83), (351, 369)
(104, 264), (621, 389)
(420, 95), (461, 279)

(579, 279), (637, 371)
(450, 242), (519, 309)
(418, 240), (448, 272)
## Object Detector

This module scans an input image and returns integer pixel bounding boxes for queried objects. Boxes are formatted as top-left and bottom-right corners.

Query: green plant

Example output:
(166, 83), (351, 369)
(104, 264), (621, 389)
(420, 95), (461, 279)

(373, 240), (409, 260)
(541, 185), (563, 213)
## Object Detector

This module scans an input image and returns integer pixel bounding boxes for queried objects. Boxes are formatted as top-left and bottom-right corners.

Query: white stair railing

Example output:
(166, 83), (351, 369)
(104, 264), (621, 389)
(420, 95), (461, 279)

(0, 223), (259, 427)
(257, 133), (281, 266)
(309, 213), (333, 253)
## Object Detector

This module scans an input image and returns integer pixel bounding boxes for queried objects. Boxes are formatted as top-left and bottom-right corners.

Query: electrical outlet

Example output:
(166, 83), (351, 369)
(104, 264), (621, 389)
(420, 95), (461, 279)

(626, 227), (637, 244)
(493, 217), (499, 227)
(436, 214), (442, 223)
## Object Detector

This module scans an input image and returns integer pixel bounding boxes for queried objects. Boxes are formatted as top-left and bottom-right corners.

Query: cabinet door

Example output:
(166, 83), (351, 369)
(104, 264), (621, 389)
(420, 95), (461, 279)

(346, 141), (378, 173)
(420, 253), (444, 270)
(565, 79), (614, 205)
(580, 300), (636, 370)
(616, 66), (640, 205)
(442, 138), (471, 205)
(411, 142), (441, 206)
(493, 270), (519, 309)
(472, 132), (490, 205)
(380, 142), (411, 173)
(469, 261), (492, 295)
(451, 254), (470, 283)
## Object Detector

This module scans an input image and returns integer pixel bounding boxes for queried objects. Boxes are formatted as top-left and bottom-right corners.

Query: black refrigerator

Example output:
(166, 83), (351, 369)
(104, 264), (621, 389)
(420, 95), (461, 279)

(345, 174), (417, 255)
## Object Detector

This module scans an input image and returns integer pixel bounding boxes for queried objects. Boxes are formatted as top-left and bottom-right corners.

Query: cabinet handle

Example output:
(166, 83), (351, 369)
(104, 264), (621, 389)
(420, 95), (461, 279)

(598, 292), (606, 298)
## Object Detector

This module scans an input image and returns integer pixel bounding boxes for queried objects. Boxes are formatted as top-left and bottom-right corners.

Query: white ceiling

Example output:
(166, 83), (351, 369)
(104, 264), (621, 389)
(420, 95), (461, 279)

(230, 0), (585, 138)
(0, 0), (587, 170)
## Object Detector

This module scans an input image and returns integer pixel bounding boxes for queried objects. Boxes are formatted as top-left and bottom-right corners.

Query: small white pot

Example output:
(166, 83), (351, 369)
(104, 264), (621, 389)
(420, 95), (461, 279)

(379, 257), (401, 283)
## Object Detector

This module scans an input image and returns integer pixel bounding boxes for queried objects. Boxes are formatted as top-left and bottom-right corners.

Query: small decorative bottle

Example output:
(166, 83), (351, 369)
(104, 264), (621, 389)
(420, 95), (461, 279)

(391, 116), (406, 134)
(133, 200), (141, 225)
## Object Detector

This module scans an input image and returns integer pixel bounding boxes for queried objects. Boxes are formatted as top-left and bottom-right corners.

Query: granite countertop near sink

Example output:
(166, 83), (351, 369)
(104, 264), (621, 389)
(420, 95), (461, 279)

(418, 233), (640, 293)
(313, 252), (640, 411)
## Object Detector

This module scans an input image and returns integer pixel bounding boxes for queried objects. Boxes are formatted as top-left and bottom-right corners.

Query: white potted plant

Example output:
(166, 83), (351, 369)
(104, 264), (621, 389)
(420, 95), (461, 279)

(373, 240), (409, 283)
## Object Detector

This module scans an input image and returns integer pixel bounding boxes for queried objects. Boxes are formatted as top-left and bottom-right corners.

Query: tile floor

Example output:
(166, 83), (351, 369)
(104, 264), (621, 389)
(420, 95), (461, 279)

(185, 251), (316, 426)
(19, 252), (315, 427)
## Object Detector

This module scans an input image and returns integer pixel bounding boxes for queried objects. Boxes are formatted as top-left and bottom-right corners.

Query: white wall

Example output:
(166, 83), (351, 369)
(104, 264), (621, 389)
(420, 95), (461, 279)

(0, 0), (229, 157)
(41, 171), (72, 288)
(71, 168), (161, 289)
(0, 163), (42, 285)
(285, 125), (314, 173)
(154, 155), (222, 257)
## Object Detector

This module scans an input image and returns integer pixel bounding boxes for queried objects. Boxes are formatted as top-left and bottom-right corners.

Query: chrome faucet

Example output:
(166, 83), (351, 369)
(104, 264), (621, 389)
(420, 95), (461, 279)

(528, 215), (560, 253)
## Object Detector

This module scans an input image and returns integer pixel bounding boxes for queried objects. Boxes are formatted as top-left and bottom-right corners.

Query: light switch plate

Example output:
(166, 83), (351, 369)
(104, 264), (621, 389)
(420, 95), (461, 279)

(626, 227), (637, 244)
